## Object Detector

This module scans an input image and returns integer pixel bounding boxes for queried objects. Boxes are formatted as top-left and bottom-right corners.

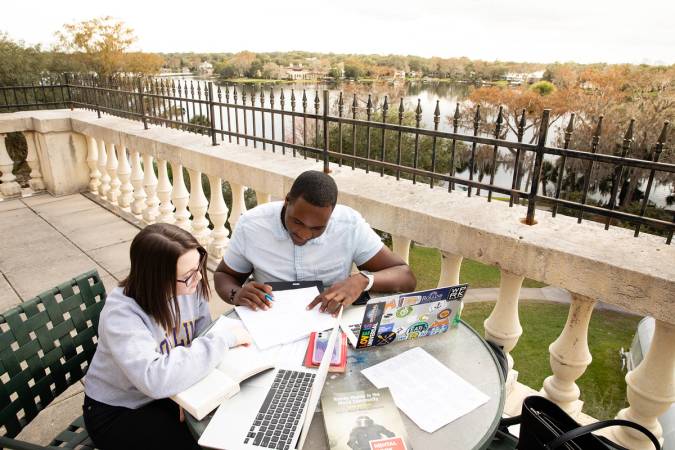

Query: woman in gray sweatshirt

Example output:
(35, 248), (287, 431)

(83, 223), (249, 449)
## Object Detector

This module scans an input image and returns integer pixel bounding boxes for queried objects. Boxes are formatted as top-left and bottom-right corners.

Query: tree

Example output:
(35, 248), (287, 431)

(54, 16), (136, 77)
(0, 33), (45, 85)
(530, 80), (556, 96)
(561, 65), (674, 208)
(467, 83), (571, 191)
(226, 51), (257, 78)
(122, 52), (164, 75)
(262, 62), (281, 79)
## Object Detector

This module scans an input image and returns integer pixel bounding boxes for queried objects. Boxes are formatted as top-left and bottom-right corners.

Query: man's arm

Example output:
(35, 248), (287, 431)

(214, 261), (272, 311)
(307, 246), (416, 315)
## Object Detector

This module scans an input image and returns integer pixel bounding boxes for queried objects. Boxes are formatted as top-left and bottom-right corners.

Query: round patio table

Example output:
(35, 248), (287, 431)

(187, 313), (505, 450)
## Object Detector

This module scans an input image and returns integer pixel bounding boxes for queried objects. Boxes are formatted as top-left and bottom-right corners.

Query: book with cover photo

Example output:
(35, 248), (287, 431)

(321, 387), (410, 450)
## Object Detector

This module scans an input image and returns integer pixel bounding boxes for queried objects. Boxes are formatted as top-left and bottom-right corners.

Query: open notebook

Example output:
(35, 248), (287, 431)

(171, 316), (274, 420)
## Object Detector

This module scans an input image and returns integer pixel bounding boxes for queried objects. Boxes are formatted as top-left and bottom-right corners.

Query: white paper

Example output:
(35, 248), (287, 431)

(235, 286), (336, 350)
(203, 315), (244, 338)
(361, 347), (490, 433)
(259, 338), (309, 367)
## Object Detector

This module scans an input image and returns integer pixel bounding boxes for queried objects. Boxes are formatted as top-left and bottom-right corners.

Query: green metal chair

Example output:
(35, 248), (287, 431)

(0, 270), (106, 450)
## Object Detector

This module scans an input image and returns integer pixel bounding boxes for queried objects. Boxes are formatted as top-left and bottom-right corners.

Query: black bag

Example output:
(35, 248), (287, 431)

(497, 396), (661, 450)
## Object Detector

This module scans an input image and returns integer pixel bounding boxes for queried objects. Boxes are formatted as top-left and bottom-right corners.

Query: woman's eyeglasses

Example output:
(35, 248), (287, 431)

(177, 248), (207, 286)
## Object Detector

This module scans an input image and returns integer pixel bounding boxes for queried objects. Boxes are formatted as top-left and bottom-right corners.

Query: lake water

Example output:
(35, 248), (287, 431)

(165, 77), (672, 210)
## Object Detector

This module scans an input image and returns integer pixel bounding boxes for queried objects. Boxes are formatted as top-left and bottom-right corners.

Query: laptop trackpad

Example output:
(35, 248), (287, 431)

(198, 383), (269, 450)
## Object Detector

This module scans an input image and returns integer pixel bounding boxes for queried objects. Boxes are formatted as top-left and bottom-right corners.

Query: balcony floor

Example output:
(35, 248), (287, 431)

(0, 192), (622, 445)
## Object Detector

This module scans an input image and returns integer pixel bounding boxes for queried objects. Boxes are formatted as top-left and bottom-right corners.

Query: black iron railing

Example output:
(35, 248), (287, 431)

(1, 74), (673, 243)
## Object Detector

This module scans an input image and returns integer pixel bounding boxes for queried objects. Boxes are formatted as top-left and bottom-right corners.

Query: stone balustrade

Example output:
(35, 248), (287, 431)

(1, 110), (674, 449)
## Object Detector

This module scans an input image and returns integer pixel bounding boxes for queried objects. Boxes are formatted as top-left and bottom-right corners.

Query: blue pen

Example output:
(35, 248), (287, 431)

(265, 293), (274, 302)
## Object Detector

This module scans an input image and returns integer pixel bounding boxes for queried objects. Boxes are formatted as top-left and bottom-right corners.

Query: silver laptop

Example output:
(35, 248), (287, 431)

(198, 310), (342, 450)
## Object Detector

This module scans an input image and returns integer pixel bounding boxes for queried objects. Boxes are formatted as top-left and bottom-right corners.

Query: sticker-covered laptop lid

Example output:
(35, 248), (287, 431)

(356, 284), (468, 348)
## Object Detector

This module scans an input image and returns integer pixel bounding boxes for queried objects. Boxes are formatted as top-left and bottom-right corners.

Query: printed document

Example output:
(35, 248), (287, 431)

(361, 347), (490, 433)
(235, 286), (336, 350)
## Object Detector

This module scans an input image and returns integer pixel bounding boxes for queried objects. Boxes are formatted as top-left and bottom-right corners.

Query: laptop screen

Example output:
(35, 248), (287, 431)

(356, 284), (468, 348)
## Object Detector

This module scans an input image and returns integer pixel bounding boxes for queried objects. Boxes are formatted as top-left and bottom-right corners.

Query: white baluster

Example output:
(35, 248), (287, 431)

(256, 191), (271, 205)
(24, 132), (45, 192)
(438, 251), (463, 286)
(610, 320), (675, 449)
(171, 162), (191, 231)
(0, 133), (21, 197)
(129, 150), (146, 217)
(106, 143), (120, 204)
(391, 236), (411, 264)
(85, 136), (100, 194)
(540, 293), (596, 417)
(156, 159), (175, 223)
(117, 145), (133, 210)
(188, 169), (210, 244)
(207, 175), (230, 259)
(228, 182), (247, 231)
(484, 270), (524, 395)
(142, 154), (159, 224)
(438, 251), (465, 327)
(98, 141), (110, 198)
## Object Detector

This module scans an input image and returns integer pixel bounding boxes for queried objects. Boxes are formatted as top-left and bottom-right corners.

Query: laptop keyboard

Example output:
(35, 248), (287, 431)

(244, 369), (316, 449)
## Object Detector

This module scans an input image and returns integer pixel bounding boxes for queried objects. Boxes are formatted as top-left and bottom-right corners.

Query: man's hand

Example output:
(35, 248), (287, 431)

(233, 282), (273, 311)
(307, 274), (368, 316)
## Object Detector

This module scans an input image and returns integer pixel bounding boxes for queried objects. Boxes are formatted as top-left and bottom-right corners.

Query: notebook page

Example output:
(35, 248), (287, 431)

(235, 286), (336, 350)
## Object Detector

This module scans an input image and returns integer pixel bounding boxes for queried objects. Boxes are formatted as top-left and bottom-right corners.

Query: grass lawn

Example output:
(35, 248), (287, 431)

(408, 245), (547, 290)
(461, 300), (641, 420)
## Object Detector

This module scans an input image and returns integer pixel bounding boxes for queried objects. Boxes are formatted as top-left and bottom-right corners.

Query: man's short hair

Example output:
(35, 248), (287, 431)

(287, 170), (338, 208)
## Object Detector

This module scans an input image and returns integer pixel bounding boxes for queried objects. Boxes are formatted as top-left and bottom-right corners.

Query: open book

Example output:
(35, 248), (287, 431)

(171, 316), (274, 420)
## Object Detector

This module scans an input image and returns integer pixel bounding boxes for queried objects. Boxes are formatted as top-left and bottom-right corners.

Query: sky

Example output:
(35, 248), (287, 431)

(3, 0), (674, 65)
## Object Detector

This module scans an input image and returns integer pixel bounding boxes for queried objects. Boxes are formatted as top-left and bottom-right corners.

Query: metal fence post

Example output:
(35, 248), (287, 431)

(322, 90), (330, 173)
(63, 73), (73, 110)
(525, 109), (550, 225)
(94, 76), (102, 119)
(138, 77), (148, 129)
(208, 82), (218, 146)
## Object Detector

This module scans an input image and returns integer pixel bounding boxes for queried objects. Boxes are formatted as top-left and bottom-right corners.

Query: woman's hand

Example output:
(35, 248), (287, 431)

(230, 325), (252, 347)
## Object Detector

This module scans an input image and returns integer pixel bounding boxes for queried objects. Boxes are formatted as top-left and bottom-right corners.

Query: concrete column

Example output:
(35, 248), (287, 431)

(0, 133), (21, 197)
(207, 175), (230, 259)
(98, 141), (110, 198)
(438, 251), (463, 286)
(540, 293), (596, 418)
(228, 182), (247, 231)
(610, 320), (675, 449)
(256, 191), (271, 205)
(24, 132), (45, 192)
(142, 154), (159, 224)
(129, 150), (146, 217)
(156, 159), (175, 223)
(171, 161), (191, 231)
(391, 236), (411, 264)
(85, 136), (100, 194)
(188, 169), (210, 244)
(484, 270), (524, 394)
(117, 145), (133, 210)
(31, 131), (89, 195)
(106, 143), (120, 204)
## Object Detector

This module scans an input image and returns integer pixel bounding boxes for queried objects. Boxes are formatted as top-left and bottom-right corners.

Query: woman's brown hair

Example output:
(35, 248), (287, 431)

(121, 223), (210, 331)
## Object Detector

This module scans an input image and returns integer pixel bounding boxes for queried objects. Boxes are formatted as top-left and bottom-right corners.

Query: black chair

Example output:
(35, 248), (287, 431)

(0, 270), (106, 449)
